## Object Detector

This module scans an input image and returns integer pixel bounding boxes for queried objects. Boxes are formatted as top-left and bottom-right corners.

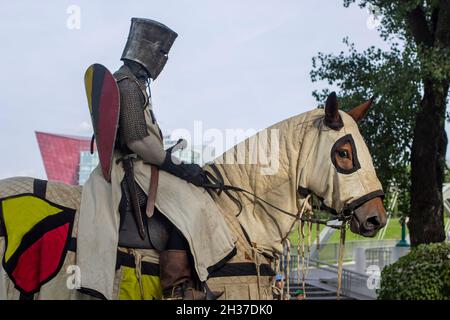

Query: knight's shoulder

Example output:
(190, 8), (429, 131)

(115, 76), (139, 90)
(114, 75), (141, 95)
(113, 66), (144, 97)
(113, 66), (129, 80)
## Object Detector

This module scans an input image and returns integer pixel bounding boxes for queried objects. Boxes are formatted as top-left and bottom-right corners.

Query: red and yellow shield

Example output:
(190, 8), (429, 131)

(84, 63), (120, 182)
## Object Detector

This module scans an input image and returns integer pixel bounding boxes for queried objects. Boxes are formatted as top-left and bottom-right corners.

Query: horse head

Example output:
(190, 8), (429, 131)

(299, 92), (387, 237)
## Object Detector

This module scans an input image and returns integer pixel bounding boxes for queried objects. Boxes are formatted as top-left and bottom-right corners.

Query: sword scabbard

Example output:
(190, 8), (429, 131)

(121, 155), (146, 240)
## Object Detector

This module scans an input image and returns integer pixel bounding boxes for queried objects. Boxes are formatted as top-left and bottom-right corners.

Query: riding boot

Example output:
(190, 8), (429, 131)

(159, 249), (223, 300)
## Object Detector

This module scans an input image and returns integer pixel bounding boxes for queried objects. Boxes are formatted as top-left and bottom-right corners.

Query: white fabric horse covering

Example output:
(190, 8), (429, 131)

(211, 109), (383, 256)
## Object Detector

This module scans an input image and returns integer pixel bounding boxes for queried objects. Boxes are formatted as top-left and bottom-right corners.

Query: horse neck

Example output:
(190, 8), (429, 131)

(212, 109), (319, 254)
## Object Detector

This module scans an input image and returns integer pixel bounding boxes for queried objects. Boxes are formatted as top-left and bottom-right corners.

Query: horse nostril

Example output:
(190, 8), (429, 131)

(364, 216), (381, 230)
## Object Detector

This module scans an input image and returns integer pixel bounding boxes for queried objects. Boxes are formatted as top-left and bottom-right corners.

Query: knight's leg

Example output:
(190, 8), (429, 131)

(165, 227), (189, 250)
(159, 226), (223, 300)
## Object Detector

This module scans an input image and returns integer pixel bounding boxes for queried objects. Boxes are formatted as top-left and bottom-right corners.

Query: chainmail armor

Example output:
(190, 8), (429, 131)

(116, 78), (149, 147)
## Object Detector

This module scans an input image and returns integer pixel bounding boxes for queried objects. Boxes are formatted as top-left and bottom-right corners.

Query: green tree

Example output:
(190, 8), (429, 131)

(311, 0), (450, 245)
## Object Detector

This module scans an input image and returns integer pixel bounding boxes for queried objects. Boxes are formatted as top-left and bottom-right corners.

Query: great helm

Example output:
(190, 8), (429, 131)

(121, 18), (178, 80)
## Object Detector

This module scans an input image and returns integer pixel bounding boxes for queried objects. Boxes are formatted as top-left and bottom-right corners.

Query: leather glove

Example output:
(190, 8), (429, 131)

(160, 152), (208, 187)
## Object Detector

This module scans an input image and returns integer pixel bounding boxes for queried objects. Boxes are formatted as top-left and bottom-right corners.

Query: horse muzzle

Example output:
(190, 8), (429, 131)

(349, 196), (387, 237)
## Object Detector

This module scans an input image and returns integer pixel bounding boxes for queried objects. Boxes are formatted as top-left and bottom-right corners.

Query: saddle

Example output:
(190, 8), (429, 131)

(118, 142), (186, 251)
(118, 178), (171, 251)
(118, 208), (171, 250)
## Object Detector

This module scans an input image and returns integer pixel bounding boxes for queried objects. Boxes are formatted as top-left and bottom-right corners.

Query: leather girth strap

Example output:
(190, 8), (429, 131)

(146, 165), (159, 218)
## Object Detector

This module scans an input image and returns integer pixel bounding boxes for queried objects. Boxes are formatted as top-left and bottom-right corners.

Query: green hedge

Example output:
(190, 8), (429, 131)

(378, 243), (450, 300)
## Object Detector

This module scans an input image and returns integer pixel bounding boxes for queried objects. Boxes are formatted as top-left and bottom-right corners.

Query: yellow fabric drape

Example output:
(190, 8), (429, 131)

(118, 266), (162, 300)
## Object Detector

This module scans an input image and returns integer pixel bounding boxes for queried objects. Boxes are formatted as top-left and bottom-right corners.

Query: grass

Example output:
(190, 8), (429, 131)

(289, 217), (450, 245)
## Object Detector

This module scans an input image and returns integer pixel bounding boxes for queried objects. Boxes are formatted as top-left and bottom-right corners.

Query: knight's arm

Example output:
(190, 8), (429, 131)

(117, 79), (166, 165)
(128, 136), (166, 165)
(117, 78), (207, 187)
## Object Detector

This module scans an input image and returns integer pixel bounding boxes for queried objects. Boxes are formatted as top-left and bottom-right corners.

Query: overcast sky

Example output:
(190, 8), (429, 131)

(1, 0), (442, 179)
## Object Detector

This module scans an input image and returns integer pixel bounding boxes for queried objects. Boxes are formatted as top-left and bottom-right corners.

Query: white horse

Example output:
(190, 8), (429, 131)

(0, 93), (386, 300)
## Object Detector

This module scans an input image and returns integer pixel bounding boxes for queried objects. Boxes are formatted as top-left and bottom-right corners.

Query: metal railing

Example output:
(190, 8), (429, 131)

(306, 240), (398, 263)
(365, 247), (392, 269)
(284, 254), (372, 298)
(280, 241), (408, 299)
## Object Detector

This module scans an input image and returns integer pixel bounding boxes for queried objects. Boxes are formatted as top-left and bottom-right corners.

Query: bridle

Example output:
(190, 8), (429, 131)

(203, 164), (355, 225)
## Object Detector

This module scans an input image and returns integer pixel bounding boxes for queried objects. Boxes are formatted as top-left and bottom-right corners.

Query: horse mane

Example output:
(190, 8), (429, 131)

(208, 109), (323, 255)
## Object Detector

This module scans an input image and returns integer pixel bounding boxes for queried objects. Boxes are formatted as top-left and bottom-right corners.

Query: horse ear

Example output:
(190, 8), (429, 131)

(347, 96), (375, 122)
(324, 92), (343, 130)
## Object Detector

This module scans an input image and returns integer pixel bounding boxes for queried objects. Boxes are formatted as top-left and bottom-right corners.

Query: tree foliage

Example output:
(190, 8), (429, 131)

(343, 0), (450, 83)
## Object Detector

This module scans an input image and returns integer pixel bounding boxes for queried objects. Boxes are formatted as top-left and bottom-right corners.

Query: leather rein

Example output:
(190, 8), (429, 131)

(202, 164), (354, 225)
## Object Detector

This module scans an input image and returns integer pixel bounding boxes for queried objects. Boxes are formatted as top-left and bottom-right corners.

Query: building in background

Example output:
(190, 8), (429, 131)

(78, 151), (99, 185)
(163, 135), (199, 164)
(163, 135), (216, 165)
(36, 132), (214, 186)
(35, 132), (98, 185)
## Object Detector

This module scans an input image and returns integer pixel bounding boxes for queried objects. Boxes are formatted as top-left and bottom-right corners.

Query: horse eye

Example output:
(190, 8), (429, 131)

(338, 150), (349, 158)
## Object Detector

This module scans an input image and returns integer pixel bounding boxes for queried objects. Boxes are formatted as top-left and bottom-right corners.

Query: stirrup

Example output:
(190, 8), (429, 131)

(163, 282), (206, 300)
(162, 286), (184, 300)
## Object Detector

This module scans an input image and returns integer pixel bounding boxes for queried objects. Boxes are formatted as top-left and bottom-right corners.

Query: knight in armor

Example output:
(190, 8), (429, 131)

(113, 18), (220, 300)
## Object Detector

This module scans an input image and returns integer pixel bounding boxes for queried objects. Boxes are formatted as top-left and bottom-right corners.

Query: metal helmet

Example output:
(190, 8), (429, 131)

(121, 18), (178, 80)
